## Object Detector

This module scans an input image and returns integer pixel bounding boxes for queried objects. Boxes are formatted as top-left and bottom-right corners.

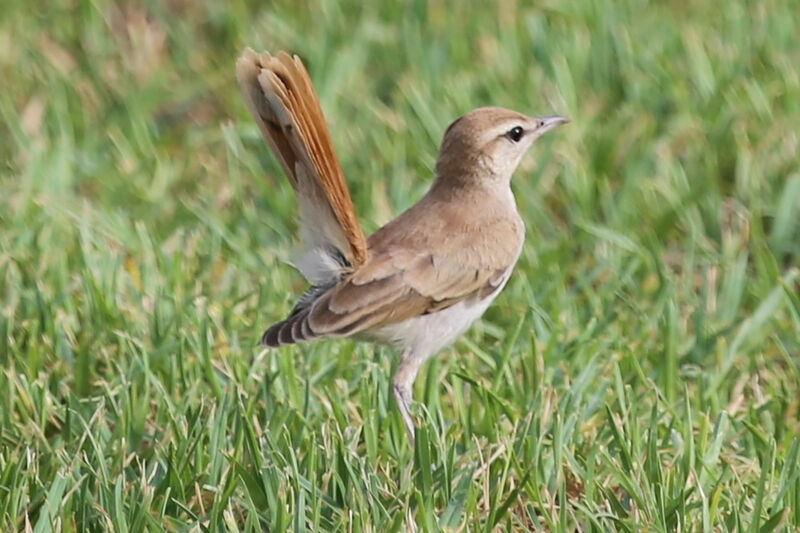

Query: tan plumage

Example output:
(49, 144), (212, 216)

(273, 188), (524, 344)
(236, 48), (568, 442)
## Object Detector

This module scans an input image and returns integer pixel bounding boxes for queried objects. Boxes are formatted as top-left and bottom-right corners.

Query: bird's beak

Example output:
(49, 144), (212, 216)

(534, 116), (570, 135)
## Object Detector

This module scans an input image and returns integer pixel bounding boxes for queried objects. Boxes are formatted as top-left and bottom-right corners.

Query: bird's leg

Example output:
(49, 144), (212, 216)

(393, 381), (415, 444)
(392, 355), (422, 445)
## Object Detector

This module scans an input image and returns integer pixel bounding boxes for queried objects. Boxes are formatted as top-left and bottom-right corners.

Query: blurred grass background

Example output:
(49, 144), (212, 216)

(1, 0), (799, 530)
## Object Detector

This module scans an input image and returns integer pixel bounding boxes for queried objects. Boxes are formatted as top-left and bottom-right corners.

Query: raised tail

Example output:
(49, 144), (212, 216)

(236, 49), (368, 283)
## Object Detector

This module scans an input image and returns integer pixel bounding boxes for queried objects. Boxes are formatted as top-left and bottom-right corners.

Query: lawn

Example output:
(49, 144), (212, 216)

(1, 0), (799, 530)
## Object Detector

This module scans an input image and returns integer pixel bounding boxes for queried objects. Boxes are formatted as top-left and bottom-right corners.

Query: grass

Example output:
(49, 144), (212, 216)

(1, 0), (799, 530)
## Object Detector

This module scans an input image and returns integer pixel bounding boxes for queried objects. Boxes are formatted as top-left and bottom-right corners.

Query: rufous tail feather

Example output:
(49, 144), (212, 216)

(236, 48), (367, 269)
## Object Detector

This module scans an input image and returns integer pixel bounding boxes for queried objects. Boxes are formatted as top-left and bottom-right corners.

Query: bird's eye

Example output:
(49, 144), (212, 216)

(507, 126), (524, 142)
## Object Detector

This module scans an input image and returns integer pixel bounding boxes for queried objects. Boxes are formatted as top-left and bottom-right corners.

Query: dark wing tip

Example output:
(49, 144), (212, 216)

(260, 309), (317, 347)
(261, 323), (283, 347)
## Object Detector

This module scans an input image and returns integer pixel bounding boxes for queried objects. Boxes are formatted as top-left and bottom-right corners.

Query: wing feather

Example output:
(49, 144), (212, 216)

(305, 252), (511, 336)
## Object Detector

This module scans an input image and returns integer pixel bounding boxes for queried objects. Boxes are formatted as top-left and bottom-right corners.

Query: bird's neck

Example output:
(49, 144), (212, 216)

(427, 169), (519, 217)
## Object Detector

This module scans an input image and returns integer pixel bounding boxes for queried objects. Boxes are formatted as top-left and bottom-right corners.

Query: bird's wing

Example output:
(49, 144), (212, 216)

(236, 48), (367, 283)
(316, 250), (512, 332)
(261, 247), (513, 346)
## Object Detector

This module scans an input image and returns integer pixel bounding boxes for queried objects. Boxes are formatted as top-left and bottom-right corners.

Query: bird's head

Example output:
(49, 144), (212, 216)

(435, 106), (568, 185)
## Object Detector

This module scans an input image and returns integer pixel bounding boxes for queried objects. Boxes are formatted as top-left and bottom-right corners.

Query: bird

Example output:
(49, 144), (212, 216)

(236, 48), (568, 443)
